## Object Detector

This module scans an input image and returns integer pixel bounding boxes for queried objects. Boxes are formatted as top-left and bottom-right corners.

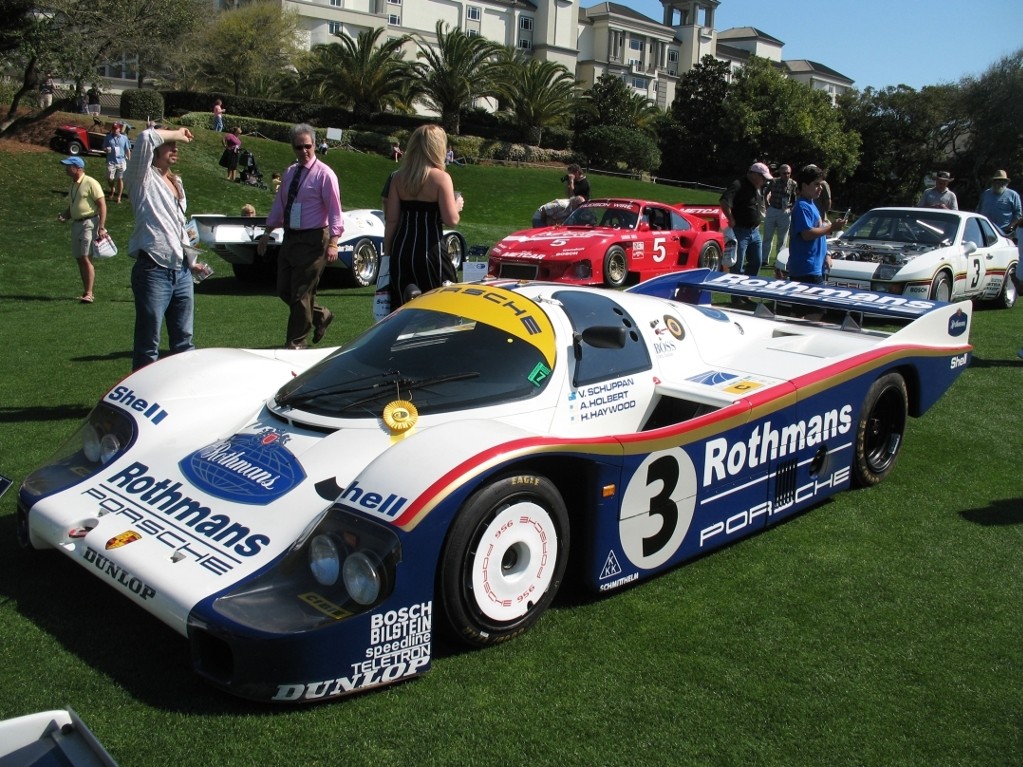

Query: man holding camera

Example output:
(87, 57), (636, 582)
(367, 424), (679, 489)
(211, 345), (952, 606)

(564, 164), (591, 201)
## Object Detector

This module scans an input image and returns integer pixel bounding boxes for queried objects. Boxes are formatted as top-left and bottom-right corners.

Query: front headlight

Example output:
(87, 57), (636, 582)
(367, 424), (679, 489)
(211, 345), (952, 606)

(21, 403), (136, 498)
(309, 533), (341, 586)
(212, 512), (401, 633)
(343, 551), (384, 605)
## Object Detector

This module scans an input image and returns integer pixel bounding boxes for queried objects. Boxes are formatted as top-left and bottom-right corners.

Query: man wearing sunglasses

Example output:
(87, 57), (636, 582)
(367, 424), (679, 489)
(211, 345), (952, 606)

(259, 123), (344, 349)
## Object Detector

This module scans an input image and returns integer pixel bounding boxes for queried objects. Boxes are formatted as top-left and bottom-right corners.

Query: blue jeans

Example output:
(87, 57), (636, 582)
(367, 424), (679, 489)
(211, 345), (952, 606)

(730, 225), (763, 276)
(131, 254), (194, 370)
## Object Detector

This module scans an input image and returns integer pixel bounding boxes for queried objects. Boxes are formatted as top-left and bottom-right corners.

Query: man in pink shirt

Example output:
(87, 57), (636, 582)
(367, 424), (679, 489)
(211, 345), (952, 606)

(258, 123), (344, 349)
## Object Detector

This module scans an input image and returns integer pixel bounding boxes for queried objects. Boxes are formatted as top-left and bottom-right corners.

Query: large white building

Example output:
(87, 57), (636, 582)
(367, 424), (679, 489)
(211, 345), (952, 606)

(101, 0), (853, 107)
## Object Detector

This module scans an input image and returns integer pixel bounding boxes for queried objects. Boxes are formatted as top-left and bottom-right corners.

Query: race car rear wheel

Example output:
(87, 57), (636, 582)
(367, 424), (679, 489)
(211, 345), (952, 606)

(852, 372), (907, 487)
(603, 245), (628, 288)
(986, 261), (1018, 309)
(697, 241), (722, 270)
(443, 232), (465, 271)
(929, 270), (952, 302)
(345, 237), (379, 287)
(439, 473), (569, 647)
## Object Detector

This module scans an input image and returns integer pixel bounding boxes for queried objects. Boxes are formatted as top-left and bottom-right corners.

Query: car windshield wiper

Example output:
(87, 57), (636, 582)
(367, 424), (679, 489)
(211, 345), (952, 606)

(335, 371), (481, 413)
(278, 370), (480, 411)
(275, 370), (401, 408)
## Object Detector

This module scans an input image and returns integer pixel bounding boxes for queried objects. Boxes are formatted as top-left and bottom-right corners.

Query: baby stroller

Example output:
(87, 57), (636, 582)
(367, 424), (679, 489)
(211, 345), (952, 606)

(237, 149), (267, 189)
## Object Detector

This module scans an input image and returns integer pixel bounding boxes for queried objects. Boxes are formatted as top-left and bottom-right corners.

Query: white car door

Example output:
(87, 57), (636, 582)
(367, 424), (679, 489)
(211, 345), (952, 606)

(960, 216), (989, 298)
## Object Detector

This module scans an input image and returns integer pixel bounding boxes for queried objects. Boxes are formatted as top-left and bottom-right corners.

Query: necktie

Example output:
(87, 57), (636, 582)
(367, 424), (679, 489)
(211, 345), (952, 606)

(283, 165), (306, 229)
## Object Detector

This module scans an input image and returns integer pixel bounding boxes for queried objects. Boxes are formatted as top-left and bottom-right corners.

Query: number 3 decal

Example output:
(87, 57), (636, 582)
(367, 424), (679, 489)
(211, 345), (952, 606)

(619, 448), (697, 569)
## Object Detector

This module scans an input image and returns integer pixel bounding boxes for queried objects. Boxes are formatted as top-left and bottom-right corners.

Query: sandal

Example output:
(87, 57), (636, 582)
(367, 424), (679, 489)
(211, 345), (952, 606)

(80, 293), (94, 304)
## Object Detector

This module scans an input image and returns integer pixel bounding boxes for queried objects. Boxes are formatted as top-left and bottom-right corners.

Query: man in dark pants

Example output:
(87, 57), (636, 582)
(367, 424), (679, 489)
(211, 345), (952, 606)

(719, 162), (772, 283)
(258, 123), (344, 349)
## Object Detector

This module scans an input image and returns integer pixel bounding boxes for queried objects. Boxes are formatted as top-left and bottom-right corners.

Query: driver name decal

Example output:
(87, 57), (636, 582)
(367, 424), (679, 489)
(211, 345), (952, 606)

(179, 428), (306, 504)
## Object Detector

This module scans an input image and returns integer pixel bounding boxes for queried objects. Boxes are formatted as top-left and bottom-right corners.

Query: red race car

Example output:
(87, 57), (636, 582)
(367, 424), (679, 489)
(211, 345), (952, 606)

(488, 198), (734, 287)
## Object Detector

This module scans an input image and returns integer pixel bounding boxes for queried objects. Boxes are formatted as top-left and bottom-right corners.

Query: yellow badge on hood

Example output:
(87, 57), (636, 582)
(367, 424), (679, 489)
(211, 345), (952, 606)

(383, 400), (418, 433)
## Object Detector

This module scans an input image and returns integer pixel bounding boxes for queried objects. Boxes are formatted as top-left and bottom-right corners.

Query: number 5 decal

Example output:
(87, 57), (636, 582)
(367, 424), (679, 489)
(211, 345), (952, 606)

(652, 237), (667, 262)
(619, 448), (697, 569)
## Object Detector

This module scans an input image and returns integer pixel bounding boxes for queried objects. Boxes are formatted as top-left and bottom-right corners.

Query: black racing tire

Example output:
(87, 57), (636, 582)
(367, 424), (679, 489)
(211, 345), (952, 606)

(67, 140), (85, 156)
(698, 241), (722, 270)
(443, 232), (465, 271)
(852, 373), (908, 487)
(344, 237), (380, 288)
(929, 270), (952, 302)
(603, 245), (628, 288)
(438, 473), (569, 647)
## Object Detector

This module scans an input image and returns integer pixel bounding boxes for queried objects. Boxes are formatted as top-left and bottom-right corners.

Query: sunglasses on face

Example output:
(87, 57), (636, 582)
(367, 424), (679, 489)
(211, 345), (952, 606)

(293, 143), (313, 150)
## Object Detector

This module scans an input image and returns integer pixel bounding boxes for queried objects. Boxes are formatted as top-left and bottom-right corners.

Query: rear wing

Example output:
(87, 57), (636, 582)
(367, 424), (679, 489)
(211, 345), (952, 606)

(677, 205), (729, 232)
(629, 269), (970, 324)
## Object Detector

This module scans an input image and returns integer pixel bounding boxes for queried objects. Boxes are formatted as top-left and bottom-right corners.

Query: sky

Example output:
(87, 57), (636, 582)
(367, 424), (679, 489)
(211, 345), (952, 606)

(613, 0), (1023, 90)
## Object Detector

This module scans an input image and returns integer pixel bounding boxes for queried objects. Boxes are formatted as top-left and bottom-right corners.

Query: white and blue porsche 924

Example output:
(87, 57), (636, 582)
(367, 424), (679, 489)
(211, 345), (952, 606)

(17, 271), (971, 703)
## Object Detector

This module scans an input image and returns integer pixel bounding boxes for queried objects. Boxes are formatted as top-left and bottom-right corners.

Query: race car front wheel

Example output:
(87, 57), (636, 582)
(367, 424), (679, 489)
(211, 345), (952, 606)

(852, 372), (907, 486)
(929, 271), (952, 302)
(439, 473), (569, 647)
(603, 245), (628, 288)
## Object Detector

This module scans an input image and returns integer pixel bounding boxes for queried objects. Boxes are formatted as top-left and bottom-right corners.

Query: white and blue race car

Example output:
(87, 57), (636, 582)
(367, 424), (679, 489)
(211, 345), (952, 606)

(191, 210), (467, 287)
(17, 271), (972, 703)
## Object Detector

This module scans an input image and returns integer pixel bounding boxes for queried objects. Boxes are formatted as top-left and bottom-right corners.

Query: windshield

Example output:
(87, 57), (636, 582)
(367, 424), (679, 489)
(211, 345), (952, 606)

(275, 297), (556, 420)
(565, 201), (640, 230)
(843, 211), (959, 245)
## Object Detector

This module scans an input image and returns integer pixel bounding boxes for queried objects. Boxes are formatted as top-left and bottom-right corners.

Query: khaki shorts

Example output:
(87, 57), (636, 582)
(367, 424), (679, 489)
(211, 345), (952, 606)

(107, 161), (126, 181)
(71, 217), (96, 259)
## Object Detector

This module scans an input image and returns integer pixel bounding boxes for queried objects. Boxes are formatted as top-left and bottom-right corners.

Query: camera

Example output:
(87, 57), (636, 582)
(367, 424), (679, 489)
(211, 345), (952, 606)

(560, 175), (569, 183)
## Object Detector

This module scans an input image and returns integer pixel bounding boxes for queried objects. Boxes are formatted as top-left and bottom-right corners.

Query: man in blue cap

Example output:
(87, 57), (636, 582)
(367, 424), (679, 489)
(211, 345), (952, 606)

(57, 156), (107, 303)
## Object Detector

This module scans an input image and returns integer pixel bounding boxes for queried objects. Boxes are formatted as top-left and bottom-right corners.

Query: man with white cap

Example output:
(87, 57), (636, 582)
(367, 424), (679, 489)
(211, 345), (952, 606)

(57, 156), (107, 303)
(977, 170), (1022, 237)
(719, 161), (772, 284)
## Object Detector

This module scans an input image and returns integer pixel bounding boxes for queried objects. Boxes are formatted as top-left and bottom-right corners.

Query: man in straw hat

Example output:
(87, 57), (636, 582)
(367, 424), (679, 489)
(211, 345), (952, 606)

(977, 170), (1021, 236)
(918, 171), (958, 210)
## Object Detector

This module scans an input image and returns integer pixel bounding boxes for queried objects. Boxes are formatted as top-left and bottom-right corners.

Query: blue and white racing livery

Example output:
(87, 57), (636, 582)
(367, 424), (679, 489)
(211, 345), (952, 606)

(191, 210), (467, 288)
(18, 270), (971, 702)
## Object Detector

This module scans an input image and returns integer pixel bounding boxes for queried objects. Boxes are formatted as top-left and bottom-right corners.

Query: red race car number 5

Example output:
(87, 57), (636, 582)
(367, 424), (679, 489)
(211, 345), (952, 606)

(618, 448), (697, 569)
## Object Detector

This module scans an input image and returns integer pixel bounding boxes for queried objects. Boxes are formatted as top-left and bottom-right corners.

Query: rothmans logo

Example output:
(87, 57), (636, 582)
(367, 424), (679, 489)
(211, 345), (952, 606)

(948, 308), (968, 337)
(178, 427), (305, 505)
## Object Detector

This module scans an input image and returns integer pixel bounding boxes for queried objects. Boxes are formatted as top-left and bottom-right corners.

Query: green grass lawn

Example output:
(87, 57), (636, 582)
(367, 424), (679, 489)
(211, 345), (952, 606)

(0, 117), (1021, 767)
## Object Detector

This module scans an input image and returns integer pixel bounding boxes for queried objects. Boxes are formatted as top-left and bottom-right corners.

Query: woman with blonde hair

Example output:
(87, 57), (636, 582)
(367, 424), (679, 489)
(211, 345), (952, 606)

(384, 124), (463, 307)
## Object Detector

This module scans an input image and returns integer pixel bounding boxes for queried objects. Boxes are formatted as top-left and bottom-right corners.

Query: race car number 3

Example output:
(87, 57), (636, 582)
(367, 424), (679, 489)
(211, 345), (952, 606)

(619, 448), (697, 569)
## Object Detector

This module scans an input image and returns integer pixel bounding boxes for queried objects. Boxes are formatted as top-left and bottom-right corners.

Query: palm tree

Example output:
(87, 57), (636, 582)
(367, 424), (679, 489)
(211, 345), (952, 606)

(497, 58), (579, 145)
(299, 27), (411, 121)
(411, 21), (502, 135)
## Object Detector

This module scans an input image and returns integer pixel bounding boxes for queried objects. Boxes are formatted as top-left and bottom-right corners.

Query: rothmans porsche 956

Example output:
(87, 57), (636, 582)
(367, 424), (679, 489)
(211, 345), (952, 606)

(18, 271), (971, 703)
(775, 207), (1018, 308)
(487, 198), (734, 287)
(191, 210), (467, 287)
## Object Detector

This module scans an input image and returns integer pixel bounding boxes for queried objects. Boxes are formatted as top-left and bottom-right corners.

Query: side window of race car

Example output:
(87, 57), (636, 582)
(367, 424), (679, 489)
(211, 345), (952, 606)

(962, 217), (984, 250)
(668, 210), (692, 233)
(553, 290), (652, 387)
(974, 216), (1000, 247)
